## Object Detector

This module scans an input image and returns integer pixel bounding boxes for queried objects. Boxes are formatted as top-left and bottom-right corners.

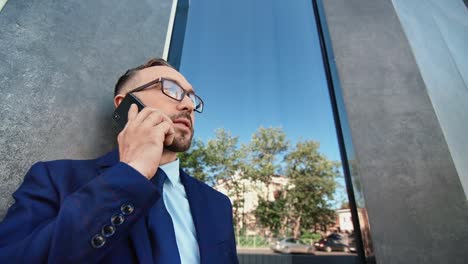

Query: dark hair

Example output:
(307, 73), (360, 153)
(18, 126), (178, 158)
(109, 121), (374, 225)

(114, 58), (174, 96)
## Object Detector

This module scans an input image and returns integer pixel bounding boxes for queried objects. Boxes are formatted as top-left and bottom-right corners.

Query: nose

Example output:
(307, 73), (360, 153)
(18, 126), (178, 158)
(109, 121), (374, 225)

(177, 93), (195, 113)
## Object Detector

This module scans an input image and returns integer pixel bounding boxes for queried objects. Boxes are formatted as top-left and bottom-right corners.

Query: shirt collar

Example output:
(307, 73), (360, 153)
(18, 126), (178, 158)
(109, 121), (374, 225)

(159, 159), (180, 185)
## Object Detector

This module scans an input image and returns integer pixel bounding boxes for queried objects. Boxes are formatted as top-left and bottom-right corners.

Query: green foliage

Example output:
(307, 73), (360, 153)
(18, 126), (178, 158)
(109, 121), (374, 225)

(196, 129), (248, 231)
(236, 235), (269, 247)
(300, 231), (322, 242)
(178, 139), (208, 182)
(254, 195), (287, 236)
(285, 140), (341, 237)
(204, 128), (245, 183)
(179, 129), (245, 185)
(244, 127), (289, 184)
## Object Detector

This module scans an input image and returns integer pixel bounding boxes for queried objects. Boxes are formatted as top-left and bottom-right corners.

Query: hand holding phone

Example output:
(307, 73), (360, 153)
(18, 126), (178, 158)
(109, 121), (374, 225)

(114, 94), (175, 179)
(113, 93), (145, 130)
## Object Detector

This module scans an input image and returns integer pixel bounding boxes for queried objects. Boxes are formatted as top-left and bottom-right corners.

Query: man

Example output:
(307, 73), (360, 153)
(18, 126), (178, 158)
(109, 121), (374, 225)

(0, 58), (239, 263)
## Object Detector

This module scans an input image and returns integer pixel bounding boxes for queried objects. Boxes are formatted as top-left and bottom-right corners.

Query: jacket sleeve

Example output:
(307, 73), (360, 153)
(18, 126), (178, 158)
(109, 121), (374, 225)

(0, 161), (160, 263)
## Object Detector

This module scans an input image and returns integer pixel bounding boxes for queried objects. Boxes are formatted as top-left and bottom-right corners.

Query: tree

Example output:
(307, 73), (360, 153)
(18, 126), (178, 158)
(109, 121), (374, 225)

(244, 127), (289, 198)
(284, 140), (340, 238)
(178, 139), (208, 182)
(179, 127), (341, 240)
(201, 129), (247, 233)
(202, 129), (244, 182)
(254, 194), (287, 237)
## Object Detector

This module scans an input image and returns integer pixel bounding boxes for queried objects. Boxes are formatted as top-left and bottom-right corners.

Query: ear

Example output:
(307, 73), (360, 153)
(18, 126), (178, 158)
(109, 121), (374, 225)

(114, 94), (125, 108)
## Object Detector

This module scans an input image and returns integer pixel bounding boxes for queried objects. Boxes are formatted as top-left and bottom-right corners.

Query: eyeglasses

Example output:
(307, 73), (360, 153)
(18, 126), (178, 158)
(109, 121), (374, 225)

(128, 77), (204, 113)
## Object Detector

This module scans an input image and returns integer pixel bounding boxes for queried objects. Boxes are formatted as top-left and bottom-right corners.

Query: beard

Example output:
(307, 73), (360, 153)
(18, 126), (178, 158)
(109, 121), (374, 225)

(164, 111), (194, 152)
(165, 130), (193, 152)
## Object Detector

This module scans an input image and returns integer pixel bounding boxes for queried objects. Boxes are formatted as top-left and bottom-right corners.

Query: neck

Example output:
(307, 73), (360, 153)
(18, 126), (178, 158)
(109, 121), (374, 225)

(159, 149), (178, 166)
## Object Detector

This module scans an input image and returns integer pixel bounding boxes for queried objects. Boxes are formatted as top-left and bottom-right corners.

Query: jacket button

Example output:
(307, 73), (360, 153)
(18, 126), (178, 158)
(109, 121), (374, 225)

(111, 213), (125, 226)
(121, 203), (135, 216)
(101, 225), (116, 237)
(91, 234), (106, 248)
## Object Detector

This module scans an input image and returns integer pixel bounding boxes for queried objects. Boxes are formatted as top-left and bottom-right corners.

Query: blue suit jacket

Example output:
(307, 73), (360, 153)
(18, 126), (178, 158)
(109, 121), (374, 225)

(0, 149), (239, 263)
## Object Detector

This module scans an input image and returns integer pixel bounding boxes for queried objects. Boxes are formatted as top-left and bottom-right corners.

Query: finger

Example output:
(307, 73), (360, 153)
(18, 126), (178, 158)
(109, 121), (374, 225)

(147, 107), (173, 124)
(132, 107), (154, 126)
(123, 104), (138, 130)
(164, 125), (175, 146)
(127, 104), (138, 122)
(141, 111), (166, 128)
(117, 130), (124, 143)
(155, 121), (175, 146)
(138, 108), (173, 127)
(133, 107), (168, 125)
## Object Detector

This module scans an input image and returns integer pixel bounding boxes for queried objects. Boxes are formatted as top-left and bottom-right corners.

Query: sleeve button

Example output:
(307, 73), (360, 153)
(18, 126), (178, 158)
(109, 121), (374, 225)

(121, 203), (135, 216)
(101, 225), (116, 237)
(111, 213), (125, 226)
(91, 234), (106, 248)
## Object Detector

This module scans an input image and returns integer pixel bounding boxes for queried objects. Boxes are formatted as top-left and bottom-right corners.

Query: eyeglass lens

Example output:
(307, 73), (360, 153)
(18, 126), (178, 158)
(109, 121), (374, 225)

(163, 80), (203, 112)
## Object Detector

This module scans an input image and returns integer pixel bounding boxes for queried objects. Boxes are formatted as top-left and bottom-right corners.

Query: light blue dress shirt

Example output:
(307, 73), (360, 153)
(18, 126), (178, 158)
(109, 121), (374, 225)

(159, 159), (200, 264)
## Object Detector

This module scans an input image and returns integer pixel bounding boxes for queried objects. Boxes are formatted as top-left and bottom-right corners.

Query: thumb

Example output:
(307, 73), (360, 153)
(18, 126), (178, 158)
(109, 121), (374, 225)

(128, 104), (138, 121)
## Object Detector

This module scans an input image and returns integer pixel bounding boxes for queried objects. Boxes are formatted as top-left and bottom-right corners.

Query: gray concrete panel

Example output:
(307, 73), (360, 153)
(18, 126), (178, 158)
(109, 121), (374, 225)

(392, 0), (468, 200)
(321, 0), (468, 263)
(0, 0), (173, 218)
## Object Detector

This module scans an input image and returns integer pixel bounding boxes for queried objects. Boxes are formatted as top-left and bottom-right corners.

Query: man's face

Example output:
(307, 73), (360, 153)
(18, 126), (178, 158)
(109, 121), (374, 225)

(114, 66), (196, 152)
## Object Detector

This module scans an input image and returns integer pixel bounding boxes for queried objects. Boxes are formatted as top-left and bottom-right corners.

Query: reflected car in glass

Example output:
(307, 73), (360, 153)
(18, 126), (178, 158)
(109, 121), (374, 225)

(270, 238), (315, 254)
(314, 233), (354, 253)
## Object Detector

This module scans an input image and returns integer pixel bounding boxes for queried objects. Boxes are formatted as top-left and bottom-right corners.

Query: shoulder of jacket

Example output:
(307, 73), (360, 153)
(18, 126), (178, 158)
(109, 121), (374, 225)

(192, 177), (232, 206)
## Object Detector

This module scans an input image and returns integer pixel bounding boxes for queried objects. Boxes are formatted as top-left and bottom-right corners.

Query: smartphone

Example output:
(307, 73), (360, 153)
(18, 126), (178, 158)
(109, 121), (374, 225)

(113, 93), (145, 130)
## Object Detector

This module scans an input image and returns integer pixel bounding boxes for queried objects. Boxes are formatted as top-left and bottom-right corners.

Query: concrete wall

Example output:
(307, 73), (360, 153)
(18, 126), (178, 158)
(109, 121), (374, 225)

(0, 0), (173, 219)
(321, 0), (468, 263)
(392, 0), (468, 200)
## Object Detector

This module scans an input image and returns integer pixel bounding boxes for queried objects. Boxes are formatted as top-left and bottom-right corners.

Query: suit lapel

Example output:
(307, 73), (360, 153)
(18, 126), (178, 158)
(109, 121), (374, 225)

(180, 170), (212, 264)
(95, 148), (154, 263)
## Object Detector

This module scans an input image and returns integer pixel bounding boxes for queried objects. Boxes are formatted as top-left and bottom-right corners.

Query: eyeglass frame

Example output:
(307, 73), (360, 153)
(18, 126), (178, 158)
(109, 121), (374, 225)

(126, 77), (204, 113)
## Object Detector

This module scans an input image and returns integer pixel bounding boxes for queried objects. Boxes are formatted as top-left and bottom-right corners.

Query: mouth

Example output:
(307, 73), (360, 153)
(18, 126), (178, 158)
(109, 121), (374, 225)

(173, 118), (192, 131)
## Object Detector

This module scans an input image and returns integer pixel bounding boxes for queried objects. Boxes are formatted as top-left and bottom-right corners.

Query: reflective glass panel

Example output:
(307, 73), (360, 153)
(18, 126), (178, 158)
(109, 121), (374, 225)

(180, 0), (359, 261)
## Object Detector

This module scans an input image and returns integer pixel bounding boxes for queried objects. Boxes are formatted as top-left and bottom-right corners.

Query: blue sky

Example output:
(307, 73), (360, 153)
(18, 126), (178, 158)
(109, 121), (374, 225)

(180, 0), (341, 164)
